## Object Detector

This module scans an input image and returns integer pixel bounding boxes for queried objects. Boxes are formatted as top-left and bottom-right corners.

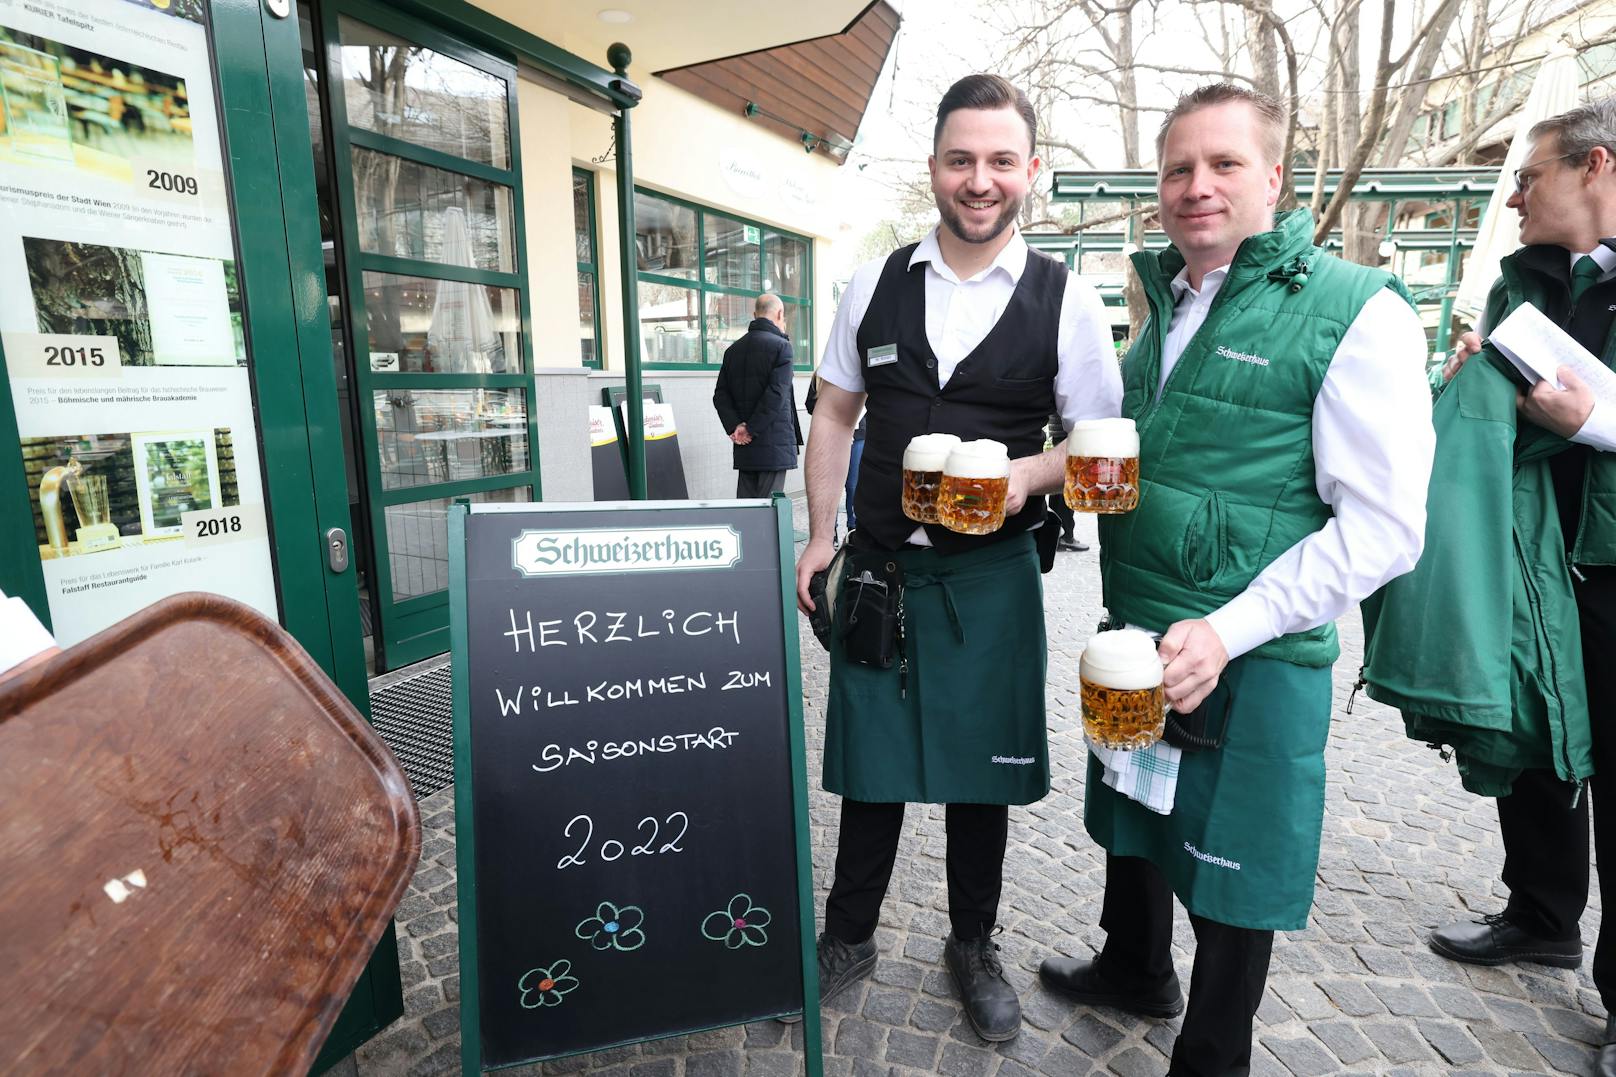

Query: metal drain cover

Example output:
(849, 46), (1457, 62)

(368, 664), (453, 799)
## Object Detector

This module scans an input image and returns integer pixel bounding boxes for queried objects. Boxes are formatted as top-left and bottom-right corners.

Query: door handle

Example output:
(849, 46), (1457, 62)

(325, 527), (350, 573)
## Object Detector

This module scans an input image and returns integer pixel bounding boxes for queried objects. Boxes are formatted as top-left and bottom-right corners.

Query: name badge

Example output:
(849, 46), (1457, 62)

(866, 343), (898, 368)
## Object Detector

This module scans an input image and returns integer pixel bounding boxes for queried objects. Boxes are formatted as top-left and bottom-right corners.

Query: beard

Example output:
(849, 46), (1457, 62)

(937, 192), (1023, 246)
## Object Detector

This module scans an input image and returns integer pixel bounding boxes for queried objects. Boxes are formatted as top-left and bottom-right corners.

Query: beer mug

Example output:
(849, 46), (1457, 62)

(938, 440), (1011, 535)
(902, 433), (961, 524)
(1064, 417), (1140, 514)
(1079, 629), (1166, 750)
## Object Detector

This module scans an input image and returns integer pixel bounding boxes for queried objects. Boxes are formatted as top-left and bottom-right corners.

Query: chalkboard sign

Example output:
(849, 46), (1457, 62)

(449, 499), (821, 1073)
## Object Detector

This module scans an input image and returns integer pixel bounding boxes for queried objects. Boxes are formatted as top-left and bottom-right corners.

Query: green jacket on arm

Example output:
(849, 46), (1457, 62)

(1361, 246), (1609, 795)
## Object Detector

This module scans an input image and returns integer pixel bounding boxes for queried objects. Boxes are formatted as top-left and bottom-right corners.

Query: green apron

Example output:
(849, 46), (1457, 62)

(824, 533), (1049, 805)
(1084, 654), (1330, 931)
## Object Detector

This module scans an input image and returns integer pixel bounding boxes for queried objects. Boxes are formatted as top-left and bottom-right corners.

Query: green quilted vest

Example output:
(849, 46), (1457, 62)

(1098, 209), (1410, 667)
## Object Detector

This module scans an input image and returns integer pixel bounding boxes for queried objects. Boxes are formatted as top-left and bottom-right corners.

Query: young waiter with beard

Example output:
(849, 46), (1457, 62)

(795, 74), (1120, 1042)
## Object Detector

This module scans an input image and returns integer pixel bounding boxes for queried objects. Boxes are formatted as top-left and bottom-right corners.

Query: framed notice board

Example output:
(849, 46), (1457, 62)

(601, 384), (688, 499)
(448, 498), (821, 1073)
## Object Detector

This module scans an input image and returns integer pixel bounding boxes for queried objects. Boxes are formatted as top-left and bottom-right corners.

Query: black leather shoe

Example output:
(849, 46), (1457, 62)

(1038, 954), (1184, 1018)
(1056, 535), (1090, 552)
(1599, 1015), (1616, 1077)
(1428, 913), (1582, 969)
(779, 933), (877, 1022)
(945, 932), (1022, 1042)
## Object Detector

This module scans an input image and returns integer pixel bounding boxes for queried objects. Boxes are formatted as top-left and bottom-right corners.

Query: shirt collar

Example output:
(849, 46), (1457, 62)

(909, 225), (1028, 285)
(1571, 243), (1616, 276)
(1169, 263), (1231, 303)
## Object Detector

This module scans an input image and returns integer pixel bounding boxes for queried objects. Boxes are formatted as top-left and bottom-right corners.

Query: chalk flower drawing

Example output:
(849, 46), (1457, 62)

(701, 893), (772, 948)
(575, 901), (646, 951)
(517, 960), (579, 1009)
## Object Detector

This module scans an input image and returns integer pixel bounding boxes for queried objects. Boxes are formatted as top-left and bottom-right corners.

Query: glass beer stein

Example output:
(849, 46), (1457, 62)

(1064, 417), (1140, 514)
(901, 433), (961, 524)
(1079, 629), (1166, 750)
(938, 439), (1010, 535)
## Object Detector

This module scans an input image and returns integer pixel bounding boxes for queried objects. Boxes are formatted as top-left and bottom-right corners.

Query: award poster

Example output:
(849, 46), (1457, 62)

(0, 0), (277, 645)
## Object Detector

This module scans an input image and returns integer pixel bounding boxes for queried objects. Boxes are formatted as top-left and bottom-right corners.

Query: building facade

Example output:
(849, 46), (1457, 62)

(0, 0), (893, 1059)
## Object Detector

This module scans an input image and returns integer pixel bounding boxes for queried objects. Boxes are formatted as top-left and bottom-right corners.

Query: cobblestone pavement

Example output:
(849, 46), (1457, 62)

(352, 510), (1608, 1076)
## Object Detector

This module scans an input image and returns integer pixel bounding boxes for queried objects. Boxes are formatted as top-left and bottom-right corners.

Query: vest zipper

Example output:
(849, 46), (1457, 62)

(1517, 530), (1578, 783)
(1572, 309), (1616, 563)
(1140, 266), (1243, 419)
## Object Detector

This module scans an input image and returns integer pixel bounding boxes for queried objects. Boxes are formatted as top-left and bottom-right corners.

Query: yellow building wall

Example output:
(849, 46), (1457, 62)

(564, 77), (844, 372)
(517, 76), (587, 369)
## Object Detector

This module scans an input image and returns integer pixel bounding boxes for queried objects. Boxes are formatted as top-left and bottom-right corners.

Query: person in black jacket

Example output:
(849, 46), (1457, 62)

(713, 293), (802, 496)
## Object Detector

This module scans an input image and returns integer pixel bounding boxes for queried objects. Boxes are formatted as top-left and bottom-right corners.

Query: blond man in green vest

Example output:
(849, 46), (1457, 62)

(1038, 84), (1434, 1073)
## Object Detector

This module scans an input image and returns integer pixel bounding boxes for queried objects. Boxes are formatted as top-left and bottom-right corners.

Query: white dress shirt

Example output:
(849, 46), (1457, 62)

(0, 588), (55, 674)
(818, 226), (1123, 543)
(819, 226), (1121, 424)
(1162, 266), (1436, 661)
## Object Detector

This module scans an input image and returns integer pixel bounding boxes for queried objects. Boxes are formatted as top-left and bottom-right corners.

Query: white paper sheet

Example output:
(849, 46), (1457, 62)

(1489, 302), (1616, 405)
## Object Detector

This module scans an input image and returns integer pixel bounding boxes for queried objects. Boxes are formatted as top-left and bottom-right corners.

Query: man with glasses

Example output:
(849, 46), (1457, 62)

(1428, 97), (1616, 1075)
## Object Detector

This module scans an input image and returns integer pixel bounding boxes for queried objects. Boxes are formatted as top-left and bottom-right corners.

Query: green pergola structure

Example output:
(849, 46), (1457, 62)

(1042, 167), (1500, 353)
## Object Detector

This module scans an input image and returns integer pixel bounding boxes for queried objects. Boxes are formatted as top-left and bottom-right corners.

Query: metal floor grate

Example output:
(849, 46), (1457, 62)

(369, 663), (454, 799)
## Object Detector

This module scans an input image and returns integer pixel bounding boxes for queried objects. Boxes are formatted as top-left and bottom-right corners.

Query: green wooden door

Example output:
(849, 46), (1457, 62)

(315, 0), (539, 672)
(213, 0), (405, 1065)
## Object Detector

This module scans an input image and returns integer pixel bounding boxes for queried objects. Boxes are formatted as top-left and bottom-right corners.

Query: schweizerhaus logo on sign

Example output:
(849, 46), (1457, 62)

(513, 526), (741, 577)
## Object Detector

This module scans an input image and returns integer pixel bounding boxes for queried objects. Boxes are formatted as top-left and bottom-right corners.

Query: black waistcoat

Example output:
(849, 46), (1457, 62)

(853, 242), (1066, 553)
(1539, 253), (1616, 553)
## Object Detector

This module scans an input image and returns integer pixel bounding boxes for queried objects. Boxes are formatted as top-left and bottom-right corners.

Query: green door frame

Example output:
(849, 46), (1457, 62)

(215, 0), (399, 1062)
(317, 0), (539, 671)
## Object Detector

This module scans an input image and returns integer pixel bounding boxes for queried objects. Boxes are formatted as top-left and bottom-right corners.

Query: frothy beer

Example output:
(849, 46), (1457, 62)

(1064, 417), (1140, 514)
(939, 440), (1010, 535)
(902, 433), (962, 524)
(1079, 629), (1165, 750)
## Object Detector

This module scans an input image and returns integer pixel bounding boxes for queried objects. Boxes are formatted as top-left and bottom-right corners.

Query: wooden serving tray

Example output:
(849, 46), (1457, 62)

(0, 593), (421, 1075)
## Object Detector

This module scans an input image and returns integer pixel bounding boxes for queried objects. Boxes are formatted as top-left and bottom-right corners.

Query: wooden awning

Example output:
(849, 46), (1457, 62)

(654, 1), (898, 164)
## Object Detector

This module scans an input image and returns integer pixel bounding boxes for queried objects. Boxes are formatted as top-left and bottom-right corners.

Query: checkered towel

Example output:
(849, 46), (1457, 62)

(1088, 736), (1182, 816)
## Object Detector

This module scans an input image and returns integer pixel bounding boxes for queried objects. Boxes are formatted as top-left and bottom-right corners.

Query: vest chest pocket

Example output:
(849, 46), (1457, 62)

(991, 375), (1055, 405)
(1180, 490), (1227, 589)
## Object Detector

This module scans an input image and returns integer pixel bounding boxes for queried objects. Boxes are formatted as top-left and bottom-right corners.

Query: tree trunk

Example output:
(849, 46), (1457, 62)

(1335, 2), (1361, 167)
(1247, 7), (1280, 99)
(1116, 1), (1141, 169)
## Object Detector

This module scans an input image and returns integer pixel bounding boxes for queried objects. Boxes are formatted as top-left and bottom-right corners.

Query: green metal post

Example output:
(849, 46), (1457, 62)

(1436, 198), (1462, 355)
(609, 44), (647, 499)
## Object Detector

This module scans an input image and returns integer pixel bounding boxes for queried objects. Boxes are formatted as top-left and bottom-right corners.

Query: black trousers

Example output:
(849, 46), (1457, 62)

(1496, 570), (1616, 1008)
(824, 798), (1008, 943)
(1097, 855), (1273, 1077)
(736, 469), (787, 498)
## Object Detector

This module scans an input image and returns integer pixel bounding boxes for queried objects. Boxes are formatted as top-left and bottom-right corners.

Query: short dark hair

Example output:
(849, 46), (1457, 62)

(1529, 97), (1616, 164)
(1154, 82), (1286, 166)
(934, 74), (1037, 155)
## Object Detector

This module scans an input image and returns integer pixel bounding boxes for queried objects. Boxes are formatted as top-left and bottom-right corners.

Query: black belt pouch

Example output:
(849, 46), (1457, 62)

(1162, 682), (1233, 752)
(838, 554), (903, 669)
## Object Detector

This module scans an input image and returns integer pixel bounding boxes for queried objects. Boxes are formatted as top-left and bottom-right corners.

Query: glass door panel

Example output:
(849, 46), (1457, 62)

(318, 0), (534, 670)
(351, 148), (515, 270)
(338, 15), (511, 167)
(362, 271), (522, 373)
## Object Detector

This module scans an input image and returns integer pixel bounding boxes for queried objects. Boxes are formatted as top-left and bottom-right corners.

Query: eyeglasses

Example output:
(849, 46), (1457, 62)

(1514, 152), (1579, 194)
